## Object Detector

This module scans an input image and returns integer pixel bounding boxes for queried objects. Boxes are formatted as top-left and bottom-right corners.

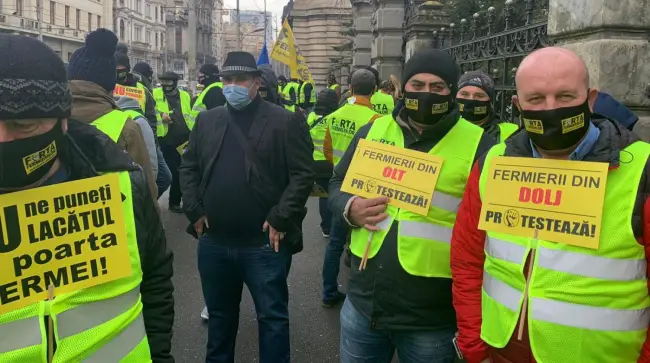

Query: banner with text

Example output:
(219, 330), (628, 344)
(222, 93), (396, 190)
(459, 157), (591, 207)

(341, 139), (443, 215)
(0, 174), (132, 314)
(478, 157), (608, 249)
(270, 18), (313, 82)
(113, 84), (145, 104)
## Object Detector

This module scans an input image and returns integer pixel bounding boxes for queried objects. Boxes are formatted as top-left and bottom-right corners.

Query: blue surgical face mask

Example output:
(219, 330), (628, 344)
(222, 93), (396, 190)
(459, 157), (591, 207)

(223, 84), (252, 109)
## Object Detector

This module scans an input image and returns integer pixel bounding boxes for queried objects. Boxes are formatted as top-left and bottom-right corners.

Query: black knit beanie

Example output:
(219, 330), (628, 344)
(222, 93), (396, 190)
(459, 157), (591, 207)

(67, 28), (118, 91)
(0, 34), (71, 120)
(458, 71), (495, 101)
(114, 51), (131, 71)
(401, 49), (459, 94)
(199, 63), (219, 76)
(132, 61), (153, 79)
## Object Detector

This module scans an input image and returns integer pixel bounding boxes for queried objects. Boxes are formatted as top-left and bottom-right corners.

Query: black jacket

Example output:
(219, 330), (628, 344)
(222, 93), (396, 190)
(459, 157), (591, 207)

(328, 106), (496, 330)
(61, 120), (175, 362)
(179, 98), (315, 252)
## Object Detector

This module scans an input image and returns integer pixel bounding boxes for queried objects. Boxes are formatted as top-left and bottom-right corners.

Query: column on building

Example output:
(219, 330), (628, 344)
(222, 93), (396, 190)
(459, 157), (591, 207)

(404, 1), (448, 62)
(351, 0), (373, 67)
(370, 0), (405, 81)
(548, 0), (650, 139)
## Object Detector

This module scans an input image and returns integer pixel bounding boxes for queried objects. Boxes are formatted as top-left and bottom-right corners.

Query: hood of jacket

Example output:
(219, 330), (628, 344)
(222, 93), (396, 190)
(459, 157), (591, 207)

(69, 80), (118, 124)
(116, 96), (141, 111)
(594, 91), (638, 131)
(131, 72), (152, 90)
(259, 65), (282, 105)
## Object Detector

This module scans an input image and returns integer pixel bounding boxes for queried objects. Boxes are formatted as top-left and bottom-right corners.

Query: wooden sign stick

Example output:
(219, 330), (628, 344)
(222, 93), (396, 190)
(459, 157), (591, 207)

(359, 232), (374, 271)
(517, 229), (538, 340)
(47, 284), (55, 363)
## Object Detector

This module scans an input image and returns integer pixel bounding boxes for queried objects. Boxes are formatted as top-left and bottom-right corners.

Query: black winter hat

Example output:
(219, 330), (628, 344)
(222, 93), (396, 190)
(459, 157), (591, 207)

(199, 63), (219, 76)
(314, 89), (339, 116)
(0, 34), (72, 120)
(132, 61), (153, 79)
(458, 71), (495, 101)
(114, 51), (131, 71)
(67, 28), (118, 91)
(401, 49), (459, 94)
(158, 71), (180, 81)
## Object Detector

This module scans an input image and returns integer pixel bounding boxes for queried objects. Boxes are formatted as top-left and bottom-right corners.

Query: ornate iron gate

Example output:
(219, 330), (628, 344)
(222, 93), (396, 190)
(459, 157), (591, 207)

(433, 0), (552, 121)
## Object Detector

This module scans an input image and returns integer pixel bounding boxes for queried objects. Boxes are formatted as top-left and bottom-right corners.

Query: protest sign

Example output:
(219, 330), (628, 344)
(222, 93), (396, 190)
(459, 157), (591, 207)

(341, 139), (443, 215)
(113, 84), (145, 104)
(478, 156), (608, 249)
(0, 174), (132, 314)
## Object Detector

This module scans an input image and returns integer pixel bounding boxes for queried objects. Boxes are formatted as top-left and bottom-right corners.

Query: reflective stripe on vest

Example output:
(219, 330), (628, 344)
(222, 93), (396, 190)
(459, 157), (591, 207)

(91, 110), (130, 142)
(371, 91), (395, 115)
(497, 122), (518, 142)
(349, 115), (483, 277)
(478, 141), (650, 363)
(0, 172), (150, 362)
(152, 87), (193, 136)
(308, 112), (327, 161)
(326, 99), (379, 166)
(190, 82), (222, 124)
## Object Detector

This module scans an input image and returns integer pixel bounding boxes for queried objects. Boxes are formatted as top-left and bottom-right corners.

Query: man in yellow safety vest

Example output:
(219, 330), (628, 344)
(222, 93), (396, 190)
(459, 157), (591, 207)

(153, 71), (193, 213)
(451, 47), (650, 363)
(190, 63), (226, 123)
(0, 32), (174, 363)
(328, 49), (496, 362)
(456, 71), (519, 143)
(327, 73), (342, 101)
(321, 69), (381, 308)
(67, 28), (158, 201)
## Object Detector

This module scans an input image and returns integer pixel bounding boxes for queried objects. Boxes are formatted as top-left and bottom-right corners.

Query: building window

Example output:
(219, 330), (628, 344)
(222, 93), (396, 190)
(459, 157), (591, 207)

(145, 30), (151, 43)
(175, 26), (181, 53)
(75, 9), (80, 29)
(64, 5), (69, 27)
(15, 0), (23, 16)
(134, 26), (142, 42)
(97, 15), (101, 28)
(67, 52), (72, 61)
(135, 0), (141, 13)
(49, 1), (55, 24)
(146, 4), (151, 18)
(87, 12), (91, 30)
(155, 32), (158, 47)
(173, 61), (184, 73)
(160, 7), (163, 22)
(119, 19), (125, 40)
(155, 6), (158, 21)
(161, 33), (165, 49)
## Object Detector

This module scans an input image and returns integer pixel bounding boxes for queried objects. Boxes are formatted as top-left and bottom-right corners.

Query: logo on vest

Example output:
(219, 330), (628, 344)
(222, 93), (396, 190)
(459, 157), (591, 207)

(373, 103), (389, 114)
(330, 117), (356, 135)
(0, 174), (132, 314)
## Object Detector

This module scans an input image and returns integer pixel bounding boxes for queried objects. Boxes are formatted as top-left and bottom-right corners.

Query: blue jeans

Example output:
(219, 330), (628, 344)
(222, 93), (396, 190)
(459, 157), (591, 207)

(322, 215), (347, 300)
(316, 177), (332, 233)
(197, 235), (292, 363)
(340, 299), (456, 363)
(156, 147), (172, 199)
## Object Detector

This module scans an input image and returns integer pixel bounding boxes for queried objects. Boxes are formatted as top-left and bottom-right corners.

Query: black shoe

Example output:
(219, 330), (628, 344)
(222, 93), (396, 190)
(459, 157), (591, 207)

(322, 291), (346, 308)
(322, 230), (330, 238)
(169, 204), (183, 213)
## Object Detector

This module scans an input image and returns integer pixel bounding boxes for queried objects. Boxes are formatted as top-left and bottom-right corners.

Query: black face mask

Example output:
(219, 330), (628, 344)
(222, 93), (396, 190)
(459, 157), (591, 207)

(458, 99), (492, 123)
(162, 81), (177, 93)
(403, 91), (453, 125)
(0, 120), (64, 189)
(520, 98), (592, 151)
(116, 70), (128, 83)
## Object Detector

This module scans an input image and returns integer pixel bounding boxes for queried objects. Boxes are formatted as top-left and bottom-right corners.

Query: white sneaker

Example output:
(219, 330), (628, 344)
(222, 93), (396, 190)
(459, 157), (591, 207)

(200, 306), (209, 320)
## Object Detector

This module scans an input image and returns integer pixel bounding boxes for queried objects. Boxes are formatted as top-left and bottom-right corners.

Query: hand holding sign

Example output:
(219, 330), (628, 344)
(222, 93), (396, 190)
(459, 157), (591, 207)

(349, 196), (390, 231)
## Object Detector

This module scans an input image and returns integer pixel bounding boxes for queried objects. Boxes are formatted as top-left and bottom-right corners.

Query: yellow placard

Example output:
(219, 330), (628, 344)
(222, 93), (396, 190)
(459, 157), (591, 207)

(341, 139), (444, 215)
(113, 84), (145, 103)
(176, 141), (188, 155)
(478, 156), (608, 249)
(0, 174), (132, 314)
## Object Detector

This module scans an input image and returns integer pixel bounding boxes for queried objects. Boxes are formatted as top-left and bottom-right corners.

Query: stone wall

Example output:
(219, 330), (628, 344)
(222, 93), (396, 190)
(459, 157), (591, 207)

(548, 0), (650, 140)
(370, 0), (404, 80)
(291, 0), (352, 88)
(351, 0), (374, 67)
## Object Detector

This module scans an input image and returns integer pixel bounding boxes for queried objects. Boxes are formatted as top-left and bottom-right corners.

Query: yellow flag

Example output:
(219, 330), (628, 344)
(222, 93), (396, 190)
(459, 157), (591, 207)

(271, 19), (313, 82)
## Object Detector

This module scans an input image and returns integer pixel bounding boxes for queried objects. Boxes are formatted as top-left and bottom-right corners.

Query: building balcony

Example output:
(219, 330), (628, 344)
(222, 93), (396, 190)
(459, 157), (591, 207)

(132, 41), (151, 50)
(0, 14), (85, 42)
(165, 12), (188, 24)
